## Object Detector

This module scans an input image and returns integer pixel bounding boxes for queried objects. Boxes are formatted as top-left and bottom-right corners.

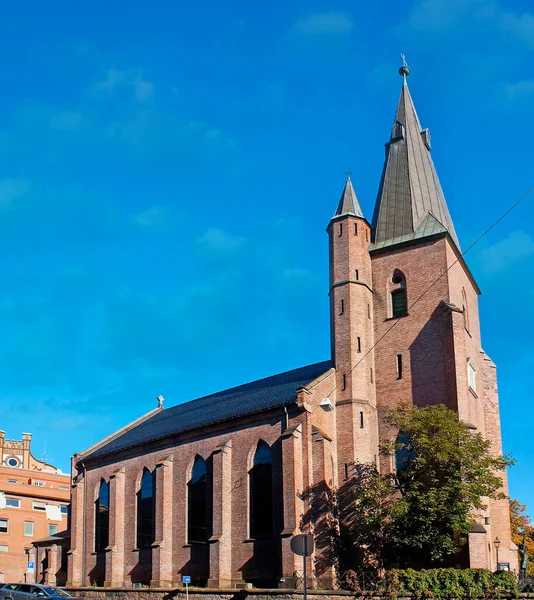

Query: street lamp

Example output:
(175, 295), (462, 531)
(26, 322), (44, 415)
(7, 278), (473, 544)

(494, 537), (501, 570)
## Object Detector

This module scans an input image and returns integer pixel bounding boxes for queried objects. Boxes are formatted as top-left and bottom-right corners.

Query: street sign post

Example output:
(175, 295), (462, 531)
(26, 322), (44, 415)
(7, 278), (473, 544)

(290, 535), (314, 600)
(182, 575), (191, 600)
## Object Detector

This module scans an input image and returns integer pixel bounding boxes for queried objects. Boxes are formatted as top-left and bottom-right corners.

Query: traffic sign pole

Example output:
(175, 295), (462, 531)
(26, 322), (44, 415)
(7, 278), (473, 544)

(302, 536), (307, 600)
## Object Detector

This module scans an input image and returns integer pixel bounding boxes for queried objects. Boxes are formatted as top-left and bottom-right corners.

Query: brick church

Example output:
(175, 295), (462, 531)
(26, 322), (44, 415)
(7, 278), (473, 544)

(67, 66), (516, 588)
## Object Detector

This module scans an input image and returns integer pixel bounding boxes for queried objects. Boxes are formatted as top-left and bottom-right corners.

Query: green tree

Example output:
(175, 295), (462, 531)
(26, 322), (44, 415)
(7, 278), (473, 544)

(342, 404), (513, 569)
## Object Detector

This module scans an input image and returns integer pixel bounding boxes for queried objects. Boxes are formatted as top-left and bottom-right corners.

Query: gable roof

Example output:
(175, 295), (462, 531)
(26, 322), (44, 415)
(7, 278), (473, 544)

(82, 360), (332, 463)
(371, 76), (460, 251)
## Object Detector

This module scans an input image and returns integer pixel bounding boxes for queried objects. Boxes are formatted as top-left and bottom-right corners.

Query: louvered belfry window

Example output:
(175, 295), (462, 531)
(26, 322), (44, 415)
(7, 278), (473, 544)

(391, 288), (407, 318)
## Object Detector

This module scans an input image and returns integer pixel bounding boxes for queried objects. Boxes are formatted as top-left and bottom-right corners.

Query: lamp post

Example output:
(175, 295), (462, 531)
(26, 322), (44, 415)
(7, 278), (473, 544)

(494, 537), (501, 570)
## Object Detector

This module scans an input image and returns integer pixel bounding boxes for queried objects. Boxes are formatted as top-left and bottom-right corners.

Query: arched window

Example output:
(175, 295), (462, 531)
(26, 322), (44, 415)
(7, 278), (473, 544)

(462, 288), (469, 332)
(137, 469), (155, 548)
(188, 456), (207, 544)
(95, 480), (109, 552)
(390, 270), (408, 318)
(250, 441), (274, 538)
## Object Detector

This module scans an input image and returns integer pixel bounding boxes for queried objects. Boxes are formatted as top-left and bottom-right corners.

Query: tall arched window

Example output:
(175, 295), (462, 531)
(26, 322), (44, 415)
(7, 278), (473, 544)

(462, 288), (469, 332)
(137, 469), (155, 548)
(188, 456), (207, 543)
(95, 480), (109, 552)
(250, 441), (274, 538)
(390, 270), (408, 318)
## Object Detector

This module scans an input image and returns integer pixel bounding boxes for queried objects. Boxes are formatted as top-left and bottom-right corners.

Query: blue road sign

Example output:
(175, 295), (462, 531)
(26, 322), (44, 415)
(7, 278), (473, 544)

(182, 576), (191, 584)
(28, 562), (35, 570)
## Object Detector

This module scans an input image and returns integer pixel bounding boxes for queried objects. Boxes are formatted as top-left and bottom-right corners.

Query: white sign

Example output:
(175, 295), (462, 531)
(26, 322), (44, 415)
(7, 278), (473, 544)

(27, 562), (35, 573)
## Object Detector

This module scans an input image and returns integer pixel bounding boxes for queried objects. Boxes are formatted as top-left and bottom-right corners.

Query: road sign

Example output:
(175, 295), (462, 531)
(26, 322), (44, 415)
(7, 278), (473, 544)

(27, 562), (35, 572)
(290, 535), (313, 600)
(290, 534), (314, 557)
(182, 576), (191, 584)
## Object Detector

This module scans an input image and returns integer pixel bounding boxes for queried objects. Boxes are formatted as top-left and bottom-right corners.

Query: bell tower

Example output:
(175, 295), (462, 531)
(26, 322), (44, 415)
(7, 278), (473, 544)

(327, 176), (379, 479)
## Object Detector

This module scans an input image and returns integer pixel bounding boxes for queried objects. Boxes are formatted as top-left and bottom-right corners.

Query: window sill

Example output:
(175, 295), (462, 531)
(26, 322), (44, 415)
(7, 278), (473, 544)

(385, 313), (409, 321)
(468, 386), (479, 399)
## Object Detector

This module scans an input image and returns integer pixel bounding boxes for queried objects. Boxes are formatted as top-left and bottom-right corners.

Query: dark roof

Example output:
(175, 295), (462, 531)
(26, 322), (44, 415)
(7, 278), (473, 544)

(334, 175), (364, 218)
(33, 530), (70, 545)
(371, 76), (459, 250)
(83, 360), (332, 462)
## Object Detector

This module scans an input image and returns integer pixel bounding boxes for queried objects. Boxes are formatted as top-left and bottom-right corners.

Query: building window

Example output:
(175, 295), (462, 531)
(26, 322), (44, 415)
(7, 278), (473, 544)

(6, 498), (20, 508)
(250, 441), (274, 538)
(137, 469), (155, 549)
(396, 354), (403, 379)
(32, 501), (46, 512)
(0, 518), (8, 534)
(48, 524), (59, 536)
(357, 337), (361, 353)
(360, 412), (364, 428)
(24, 521), (34, 537)
(33, 481), (44, 487)
(338, 223), (343, 237)
(342, 374), (346, 390)
(7, 479), (18, 484)
(355, 269), (359, 280)
(368, 304), (371, 319)
(467, 361), (477, 393)
(59, 487), (69, 491)
(339, 299), (344, 315)
(391, 289), (407, 318)
(370, 368), (374, 383)
(188, 456), (208, 544)
(354, 222), (358, 235)
(60, 506), (69, 515)
(6, 457), (19, 468)
(0, 545), (7, 552)
(95, 480), (110, 552)
(390, 270), (408, 318)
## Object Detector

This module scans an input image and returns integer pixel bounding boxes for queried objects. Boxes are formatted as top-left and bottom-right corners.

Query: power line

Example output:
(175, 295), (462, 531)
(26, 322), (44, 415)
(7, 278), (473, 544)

(326, 185), (534, 398)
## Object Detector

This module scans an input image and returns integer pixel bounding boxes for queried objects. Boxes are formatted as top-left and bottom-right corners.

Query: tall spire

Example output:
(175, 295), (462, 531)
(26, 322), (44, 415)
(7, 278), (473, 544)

(371, 60), (460, 250)
(334, 174), (364, 218)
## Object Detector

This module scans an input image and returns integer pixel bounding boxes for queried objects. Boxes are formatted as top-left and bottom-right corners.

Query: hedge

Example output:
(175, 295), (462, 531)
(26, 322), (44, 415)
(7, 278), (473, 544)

(382, 569), (518, 599)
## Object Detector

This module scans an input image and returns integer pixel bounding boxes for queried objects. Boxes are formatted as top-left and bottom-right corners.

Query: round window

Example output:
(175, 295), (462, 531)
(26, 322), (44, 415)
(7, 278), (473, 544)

(7, 457), (19, 467)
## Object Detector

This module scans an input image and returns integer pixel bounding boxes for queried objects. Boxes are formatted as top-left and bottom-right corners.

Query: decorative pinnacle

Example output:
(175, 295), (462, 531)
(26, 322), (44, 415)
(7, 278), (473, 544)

(398, 53), (410, 77)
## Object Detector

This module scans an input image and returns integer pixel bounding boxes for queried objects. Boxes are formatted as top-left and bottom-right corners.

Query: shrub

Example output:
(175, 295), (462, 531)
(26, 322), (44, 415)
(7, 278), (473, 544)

(382, 568), (517, 600)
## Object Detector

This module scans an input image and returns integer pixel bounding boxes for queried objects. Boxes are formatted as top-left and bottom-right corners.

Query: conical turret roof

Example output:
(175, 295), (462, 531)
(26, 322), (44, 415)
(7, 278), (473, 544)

(334, 175), (364, 218)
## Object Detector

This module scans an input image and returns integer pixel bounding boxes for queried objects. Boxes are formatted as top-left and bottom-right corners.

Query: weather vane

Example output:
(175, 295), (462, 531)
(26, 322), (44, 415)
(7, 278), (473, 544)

(399, 53), (410, 77)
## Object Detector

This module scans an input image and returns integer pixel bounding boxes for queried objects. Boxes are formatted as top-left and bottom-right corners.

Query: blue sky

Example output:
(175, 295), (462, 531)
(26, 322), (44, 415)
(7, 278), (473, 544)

(0, 1), (532, 510)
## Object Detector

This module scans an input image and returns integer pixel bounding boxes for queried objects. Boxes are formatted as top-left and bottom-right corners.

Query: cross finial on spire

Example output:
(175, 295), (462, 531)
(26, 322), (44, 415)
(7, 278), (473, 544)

(346, 169), (352, 179)
(399, 53), (410, 77)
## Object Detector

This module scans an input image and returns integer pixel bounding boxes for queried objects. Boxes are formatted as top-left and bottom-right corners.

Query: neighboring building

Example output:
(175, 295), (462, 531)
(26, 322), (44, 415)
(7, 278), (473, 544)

(67, 66), (517, 589)
(0, 431), (70, 583)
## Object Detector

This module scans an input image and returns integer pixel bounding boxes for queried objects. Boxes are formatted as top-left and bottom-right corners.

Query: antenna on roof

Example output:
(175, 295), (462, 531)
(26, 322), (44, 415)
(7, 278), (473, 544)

(157, 395), (164, 408)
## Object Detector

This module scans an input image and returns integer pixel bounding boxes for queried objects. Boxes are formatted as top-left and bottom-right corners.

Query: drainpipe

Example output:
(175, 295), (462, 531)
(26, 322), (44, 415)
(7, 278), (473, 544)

(81, 462), (87, 586)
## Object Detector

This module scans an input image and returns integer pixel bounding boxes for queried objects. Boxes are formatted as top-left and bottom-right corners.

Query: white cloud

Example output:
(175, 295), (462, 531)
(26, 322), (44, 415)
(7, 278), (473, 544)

(0, 178), (31, 208)
(197, 227), (247, 252)
(131, 206), (175, 230)
(92, 68), (154, 102)
(409, 0), (534, 48)
(479, 231), (534, 273)
(292, 12), (353, 37)
(502, 79), (534, 100)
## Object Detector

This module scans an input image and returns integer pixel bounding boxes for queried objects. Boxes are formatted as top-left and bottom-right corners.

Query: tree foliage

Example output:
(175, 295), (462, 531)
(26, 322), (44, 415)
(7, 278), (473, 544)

(341, 404), (513, 568)
(509, 498), (534, 575)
